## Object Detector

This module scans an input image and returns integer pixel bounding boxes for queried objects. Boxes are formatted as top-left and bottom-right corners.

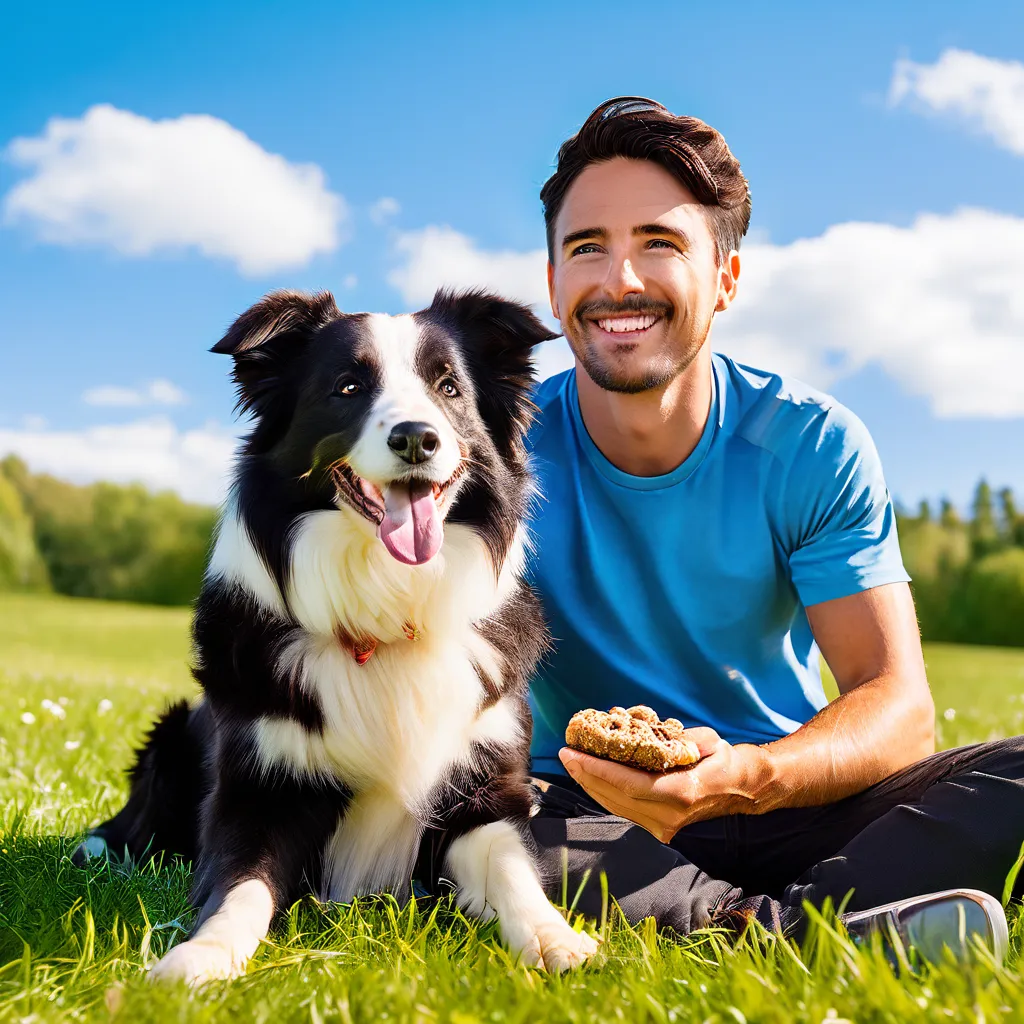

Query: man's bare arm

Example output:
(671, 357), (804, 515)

(559, 582), (936, 843)
(753, 580), (935, 809)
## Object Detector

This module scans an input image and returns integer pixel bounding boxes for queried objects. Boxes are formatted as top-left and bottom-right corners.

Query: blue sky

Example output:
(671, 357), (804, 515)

(2, 0), (1023, 506)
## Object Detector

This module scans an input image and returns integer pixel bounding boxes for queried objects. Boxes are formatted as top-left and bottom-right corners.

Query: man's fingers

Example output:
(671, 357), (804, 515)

(562, 769), (684, 842)
(559, 747), (696, 809)
(681, 727), (724, 758)
(554, 759), (621, 813)
(563, 771), (660, 829)
(558, 747), (600, 774)
(559, 747), (658, 796)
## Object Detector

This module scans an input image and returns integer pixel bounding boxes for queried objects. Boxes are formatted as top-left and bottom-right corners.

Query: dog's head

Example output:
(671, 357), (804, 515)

(215, 288), (557, 567)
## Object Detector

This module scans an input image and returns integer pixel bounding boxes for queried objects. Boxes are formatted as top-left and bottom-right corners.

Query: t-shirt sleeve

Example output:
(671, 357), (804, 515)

(784, 405), (910, 607)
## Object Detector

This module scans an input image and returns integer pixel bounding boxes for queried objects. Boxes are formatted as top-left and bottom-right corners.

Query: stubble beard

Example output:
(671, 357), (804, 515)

(566, 304), (713, 396)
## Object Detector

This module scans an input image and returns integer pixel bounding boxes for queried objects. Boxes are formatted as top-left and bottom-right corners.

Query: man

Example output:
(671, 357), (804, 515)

(523, 96), (1023, 954)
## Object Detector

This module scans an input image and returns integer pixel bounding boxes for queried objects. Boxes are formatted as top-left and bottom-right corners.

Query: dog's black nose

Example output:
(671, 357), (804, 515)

(387, 422), (440, 464)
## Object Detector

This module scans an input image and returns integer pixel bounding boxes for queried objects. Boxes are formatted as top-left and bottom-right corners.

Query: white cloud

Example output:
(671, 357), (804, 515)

(388, 225), (575, 380)
(715, 207), (1024, 418)
(390, 210), (1024, 417)
(3, 104), (346, 275)
(369, 196), (401, 224)
(81, 386), (141, 407)
(82, 378), (187, 407)
(890, 49), (1024, 156)
(390, 225), (548, 307)
(0, 417), (239, 504)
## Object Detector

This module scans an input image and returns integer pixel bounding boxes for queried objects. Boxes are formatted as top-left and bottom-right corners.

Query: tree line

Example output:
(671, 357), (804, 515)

(0, 456), (215, 606)
(0, 455), (1021, 647)
(897, 481), (1024, 648)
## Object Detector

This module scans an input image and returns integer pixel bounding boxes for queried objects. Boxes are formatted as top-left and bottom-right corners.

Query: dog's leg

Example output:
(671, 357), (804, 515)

(148, 878), (274, 985)
(148, 747), (344, 986)
(445, 820), (599, 971)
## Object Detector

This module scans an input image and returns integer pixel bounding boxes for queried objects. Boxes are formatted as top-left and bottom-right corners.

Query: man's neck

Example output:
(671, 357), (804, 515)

(574, 346), (714, 478)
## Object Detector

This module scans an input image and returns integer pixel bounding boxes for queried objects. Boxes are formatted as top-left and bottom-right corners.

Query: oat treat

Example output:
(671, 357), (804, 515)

(565, 705), (702, 772)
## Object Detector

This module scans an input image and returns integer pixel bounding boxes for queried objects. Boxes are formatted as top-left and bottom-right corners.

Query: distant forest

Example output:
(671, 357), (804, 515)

(897, 483), (1024, 648)
(0, 455), (214, 607)
(1, 455), (1022, 647)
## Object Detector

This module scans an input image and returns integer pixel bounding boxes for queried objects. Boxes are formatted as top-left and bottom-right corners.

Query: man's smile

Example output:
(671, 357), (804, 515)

(594, 314), (662, 336)
(584, 311), (668, 346)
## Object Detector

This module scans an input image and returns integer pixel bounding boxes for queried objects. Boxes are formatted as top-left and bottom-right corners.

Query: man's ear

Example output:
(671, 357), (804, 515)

(547, 260), (560, 321)
(715, 251), (741, 312)
(426, 289), (559, 461)
(213, 290), (340, 417)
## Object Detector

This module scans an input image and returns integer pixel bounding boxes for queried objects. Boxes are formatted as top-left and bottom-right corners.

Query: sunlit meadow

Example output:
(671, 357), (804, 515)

(2, 591), (1024, 1023)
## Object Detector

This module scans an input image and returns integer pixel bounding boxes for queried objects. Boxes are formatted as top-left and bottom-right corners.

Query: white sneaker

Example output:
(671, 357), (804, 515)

(841, 889), (1009, 965)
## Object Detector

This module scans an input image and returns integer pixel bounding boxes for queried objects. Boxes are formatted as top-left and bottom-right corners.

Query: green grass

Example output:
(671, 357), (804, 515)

(2, 591), (1024, 1022)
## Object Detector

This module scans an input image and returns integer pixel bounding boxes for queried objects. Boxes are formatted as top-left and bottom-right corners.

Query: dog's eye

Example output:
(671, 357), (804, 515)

(335, 379), (361, 396)
(438, 378), (459, 398)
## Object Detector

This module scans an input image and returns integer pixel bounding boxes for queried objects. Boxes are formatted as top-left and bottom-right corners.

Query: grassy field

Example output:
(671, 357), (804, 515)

(2, 591), (1024, 1022)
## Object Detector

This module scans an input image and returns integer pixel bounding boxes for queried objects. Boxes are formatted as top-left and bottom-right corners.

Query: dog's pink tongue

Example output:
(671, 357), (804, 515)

(379, 480), (443, 565)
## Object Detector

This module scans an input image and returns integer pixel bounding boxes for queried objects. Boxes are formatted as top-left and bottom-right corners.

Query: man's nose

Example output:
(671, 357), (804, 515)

(387, 421), (440, 464)
(603, 256), (645, 303)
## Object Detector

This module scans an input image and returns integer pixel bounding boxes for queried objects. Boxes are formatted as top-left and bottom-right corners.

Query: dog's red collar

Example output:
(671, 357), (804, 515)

(335, 622), (422, 664)
(351, 639), (377, 665)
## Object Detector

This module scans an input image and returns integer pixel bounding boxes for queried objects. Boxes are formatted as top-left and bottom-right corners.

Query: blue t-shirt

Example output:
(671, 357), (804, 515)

(525, 352), (910, 775)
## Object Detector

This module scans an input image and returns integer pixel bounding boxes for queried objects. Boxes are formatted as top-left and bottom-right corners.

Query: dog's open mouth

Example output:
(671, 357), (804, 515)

(332, 461), (466, 566)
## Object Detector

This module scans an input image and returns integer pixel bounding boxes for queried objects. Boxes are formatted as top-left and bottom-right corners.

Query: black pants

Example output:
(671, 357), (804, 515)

(528, 737), (1024, 935)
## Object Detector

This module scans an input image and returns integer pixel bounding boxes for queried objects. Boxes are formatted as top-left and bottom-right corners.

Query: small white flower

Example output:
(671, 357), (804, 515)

(20, 711), (36, 725)
(943, 708), (956, 721)
(64, 740), (81, 751)
(41, 699), (66, 720)
(97, 699), (114, 715)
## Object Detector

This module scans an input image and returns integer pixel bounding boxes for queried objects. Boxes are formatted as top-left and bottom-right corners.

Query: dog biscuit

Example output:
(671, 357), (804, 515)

(565, 705), (702, 772)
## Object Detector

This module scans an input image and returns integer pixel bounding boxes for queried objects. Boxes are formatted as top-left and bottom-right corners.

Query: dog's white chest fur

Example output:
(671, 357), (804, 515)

(262, 627), (518, 802)
(209, 506), (524, 901)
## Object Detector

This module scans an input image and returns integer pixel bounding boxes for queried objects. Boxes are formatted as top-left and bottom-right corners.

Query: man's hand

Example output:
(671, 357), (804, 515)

(558, 728), (772, 844)
(559, 583), (935, 845)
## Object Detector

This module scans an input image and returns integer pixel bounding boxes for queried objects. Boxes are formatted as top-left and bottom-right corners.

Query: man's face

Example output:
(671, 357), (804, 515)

(547, 156), (738, 394)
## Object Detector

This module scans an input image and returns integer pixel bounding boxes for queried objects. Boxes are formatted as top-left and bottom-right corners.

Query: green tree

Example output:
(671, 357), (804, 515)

(939, 498), (960, 529)
(1, 457), (216, 606)
(0, 473), (49, 591)
(900, 515), (971, 641)
(999, 487), (1024, 548)
(970, 479), (1001, 558)
(958, 548), (1024, 648)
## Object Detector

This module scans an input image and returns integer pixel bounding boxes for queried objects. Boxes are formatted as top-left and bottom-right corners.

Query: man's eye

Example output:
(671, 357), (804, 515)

(571, 244), (602, 257)
(336, 379), (361, 396)
(438, 378), (460, 398)
(648, 239), (678, 250)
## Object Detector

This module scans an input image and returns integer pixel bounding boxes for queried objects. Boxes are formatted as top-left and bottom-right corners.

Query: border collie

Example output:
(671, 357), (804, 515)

(75, 288), (598, 983)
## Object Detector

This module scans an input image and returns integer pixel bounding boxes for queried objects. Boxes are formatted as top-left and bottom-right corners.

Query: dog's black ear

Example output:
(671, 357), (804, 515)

(213, 290), (340, 417)
(427, 289), (559, 461)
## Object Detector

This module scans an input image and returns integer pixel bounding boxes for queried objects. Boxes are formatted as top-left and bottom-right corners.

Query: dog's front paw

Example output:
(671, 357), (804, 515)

(148, 939), (242, 986)
(509, 912), (600, 972)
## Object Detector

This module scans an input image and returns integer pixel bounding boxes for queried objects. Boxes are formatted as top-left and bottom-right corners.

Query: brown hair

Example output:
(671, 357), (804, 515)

(540, 97), (751, 263)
